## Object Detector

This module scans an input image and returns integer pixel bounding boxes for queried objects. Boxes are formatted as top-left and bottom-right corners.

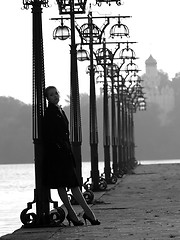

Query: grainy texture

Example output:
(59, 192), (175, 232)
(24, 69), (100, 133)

(2, 163), (180, 240)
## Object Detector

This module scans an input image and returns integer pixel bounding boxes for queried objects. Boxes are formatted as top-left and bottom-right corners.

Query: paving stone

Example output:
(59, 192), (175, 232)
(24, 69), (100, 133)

(1, 163), (180, 240)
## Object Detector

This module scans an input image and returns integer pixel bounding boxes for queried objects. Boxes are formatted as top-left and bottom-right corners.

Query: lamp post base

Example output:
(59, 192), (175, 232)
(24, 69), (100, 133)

(20, 190), (66, 228)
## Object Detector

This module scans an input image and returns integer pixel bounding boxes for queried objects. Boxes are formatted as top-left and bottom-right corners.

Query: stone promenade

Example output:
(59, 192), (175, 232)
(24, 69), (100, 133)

(1, 163), (180, 240)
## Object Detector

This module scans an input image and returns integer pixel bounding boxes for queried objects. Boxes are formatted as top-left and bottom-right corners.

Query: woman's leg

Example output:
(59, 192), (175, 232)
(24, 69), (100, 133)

(57, 187), (79, 220)
(71, 187), (96, 220)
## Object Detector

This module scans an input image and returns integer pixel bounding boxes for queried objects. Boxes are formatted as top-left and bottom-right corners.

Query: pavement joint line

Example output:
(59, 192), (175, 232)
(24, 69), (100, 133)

(3, 164), (180, 239)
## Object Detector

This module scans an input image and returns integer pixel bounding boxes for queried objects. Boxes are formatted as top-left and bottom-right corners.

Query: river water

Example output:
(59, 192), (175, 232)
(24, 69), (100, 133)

(0, 162), (103, 236)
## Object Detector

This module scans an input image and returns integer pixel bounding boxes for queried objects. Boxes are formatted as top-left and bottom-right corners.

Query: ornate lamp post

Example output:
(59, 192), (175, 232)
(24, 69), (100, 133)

(96, 39), (112, 183)
(83, 12), (103, 191)
(128, 74), (146, 166)
(76, 11), (109, 191)
(21, 0), (65, 228)
(125, 74), (137, 169)
(121, 62), (140, 171)
(102, 41), (137, 176)
(53, 0), (87, 188)
(108, 63), (119, 177)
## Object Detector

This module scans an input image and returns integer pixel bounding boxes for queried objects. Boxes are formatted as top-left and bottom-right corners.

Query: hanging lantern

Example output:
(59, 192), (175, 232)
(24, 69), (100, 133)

(77, 47), (90, 61)
(126, 61), (139, 73)
(119, 46), (136, 59)
(139, 101), (146, 111)
(53, 25), (70, 40)
(110, 17), (129, 39)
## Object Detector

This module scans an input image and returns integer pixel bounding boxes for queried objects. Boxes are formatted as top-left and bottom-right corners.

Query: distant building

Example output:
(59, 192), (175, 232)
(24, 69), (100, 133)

(172, 73), (180, 101)
(145, 54), (158, 78)
(143, 55), (161, 95)
(142, 55), (175, 125)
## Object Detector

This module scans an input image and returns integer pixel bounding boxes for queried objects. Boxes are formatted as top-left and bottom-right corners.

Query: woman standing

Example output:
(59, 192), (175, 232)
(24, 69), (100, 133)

(43, 86), (100, 226)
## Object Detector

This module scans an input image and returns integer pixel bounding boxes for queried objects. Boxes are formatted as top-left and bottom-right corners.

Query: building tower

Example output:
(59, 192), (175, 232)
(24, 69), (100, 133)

(143, 55), (174, 125)
(144, 54), (160, 89)
(145, 55), (157, 75)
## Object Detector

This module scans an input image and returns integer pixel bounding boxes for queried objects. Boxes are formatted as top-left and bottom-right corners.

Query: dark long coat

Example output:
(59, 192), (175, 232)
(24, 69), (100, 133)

(42, 103), (79, 189)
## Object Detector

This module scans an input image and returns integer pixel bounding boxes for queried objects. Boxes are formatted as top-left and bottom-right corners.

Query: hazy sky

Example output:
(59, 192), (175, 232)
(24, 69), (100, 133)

(1, 0), (180, 105)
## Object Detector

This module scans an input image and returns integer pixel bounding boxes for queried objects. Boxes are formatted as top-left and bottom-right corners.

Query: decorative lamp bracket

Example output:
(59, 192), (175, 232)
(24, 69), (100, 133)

(96, 47), (112, 65)
(106, 63), (119, 78)
(56, 0), (87, 14)
(96, 0), (122, 7)
(23, 0), (49, 9)
(53, 17), (71, 40)
(77, 23), (102, 43)
(86, 64), (100, 74)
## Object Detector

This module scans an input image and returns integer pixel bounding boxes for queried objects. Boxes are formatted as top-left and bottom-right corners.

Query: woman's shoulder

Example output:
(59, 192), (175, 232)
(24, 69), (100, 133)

(45, 103), (59, 113)
(44, 104), (57, 121)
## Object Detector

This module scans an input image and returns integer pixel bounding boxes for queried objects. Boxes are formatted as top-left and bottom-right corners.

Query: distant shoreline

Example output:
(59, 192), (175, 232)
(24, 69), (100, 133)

(138, 159), (180, 165)
(1, 159), (180, 165)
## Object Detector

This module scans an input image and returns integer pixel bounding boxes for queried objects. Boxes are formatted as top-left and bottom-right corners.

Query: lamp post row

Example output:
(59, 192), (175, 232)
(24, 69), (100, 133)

(21, 0), (146, 228)
(52, 10), (138, 189)
(53, 7), (146, 197)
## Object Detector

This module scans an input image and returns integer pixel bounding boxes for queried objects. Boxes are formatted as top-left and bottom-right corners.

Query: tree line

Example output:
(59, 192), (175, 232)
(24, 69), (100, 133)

(0, 90), (180, 164)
